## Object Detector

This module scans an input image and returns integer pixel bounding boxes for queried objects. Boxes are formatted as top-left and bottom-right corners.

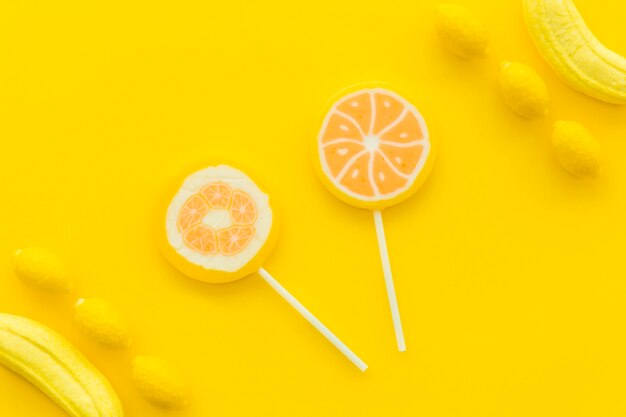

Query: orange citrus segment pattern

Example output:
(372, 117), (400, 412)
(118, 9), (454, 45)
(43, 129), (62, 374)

(322, 140), (365, 177)
(372, 92), (404, 134)
(230, 190), (257, 225)
(183, 224), (217, 255)
(217, 226), (255, 256)
(321, 113), (364, 144)
(379, 143), (425, 175)
(176, 183), (258, 256)
(335, 91), (372, 135)
(338, 152), (374, 197)
(200, 182), (233, 209)
(177, 194), (210, 233)
(380, 111), (424, 144)
(372, 152), (409, 195)
(318, 88), (429, 201)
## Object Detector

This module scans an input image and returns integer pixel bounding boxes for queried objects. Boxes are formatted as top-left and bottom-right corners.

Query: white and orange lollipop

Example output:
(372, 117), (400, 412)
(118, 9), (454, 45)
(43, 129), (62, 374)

(313, 85), (436, 351)
(158, 164), (366, 371)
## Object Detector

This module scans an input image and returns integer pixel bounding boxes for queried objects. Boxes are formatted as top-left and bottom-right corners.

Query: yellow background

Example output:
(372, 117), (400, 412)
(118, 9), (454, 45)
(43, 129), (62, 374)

(1, 0), (626, 415)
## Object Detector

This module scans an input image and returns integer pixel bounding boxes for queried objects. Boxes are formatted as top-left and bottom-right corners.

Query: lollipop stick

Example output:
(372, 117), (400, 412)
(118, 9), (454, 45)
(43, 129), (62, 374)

(373, 210), (406, 352)
(257, 267), (367, 372)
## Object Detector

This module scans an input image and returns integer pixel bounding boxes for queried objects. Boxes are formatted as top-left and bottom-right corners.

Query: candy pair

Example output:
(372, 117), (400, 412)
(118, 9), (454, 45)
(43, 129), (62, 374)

(159, 84), (435, 370)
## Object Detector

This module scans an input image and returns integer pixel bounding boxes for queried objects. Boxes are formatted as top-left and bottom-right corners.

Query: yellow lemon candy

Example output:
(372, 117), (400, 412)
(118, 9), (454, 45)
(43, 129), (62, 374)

(12, 247), (72, 292)
(552, 120), (602, 178)
(74, 298), (131, 349)
(434, 4), (489, 59)
(499, 61), (549, 118)
(132, 355), (188, 410)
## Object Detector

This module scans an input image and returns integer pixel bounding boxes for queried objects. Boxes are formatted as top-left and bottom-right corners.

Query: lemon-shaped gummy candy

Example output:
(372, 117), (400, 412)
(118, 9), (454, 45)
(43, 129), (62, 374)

(435, 4), (489, 59)
(74, 298), (131, 349)
(12, 247), (72, 292)
(132, 355), (188, 410)
(552, 120), (601, 178)
(499, 61), (549, 118)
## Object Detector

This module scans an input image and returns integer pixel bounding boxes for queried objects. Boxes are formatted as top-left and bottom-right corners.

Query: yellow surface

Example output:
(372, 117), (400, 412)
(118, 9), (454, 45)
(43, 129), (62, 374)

(1, 0), (626, 415)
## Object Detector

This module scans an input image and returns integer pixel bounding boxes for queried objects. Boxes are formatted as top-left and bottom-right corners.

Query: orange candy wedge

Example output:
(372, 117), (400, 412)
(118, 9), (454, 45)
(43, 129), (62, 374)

(177, 194), (210, 233)
(230, 191), (257, 225)
(183, 224), (217, 255)
(200, 182), (233, 209)
(217, 226), (256, 256)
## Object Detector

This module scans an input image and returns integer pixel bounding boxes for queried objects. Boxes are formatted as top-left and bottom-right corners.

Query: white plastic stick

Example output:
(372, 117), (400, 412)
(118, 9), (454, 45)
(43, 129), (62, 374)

(373, 210), (406, 352)
(257, 267), (368, 372)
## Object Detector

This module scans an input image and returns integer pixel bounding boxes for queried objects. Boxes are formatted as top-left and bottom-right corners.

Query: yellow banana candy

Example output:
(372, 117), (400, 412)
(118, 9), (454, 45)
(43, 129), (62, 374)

(523, 0), (626, 104)
(0, 313), (123, 417)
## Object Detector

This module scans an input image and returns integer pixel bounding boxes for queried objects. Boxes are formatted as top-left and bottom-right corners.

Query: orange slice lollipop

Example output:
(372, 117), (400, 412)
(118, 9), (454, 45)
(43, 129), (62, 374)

(315, 86), (434, 210)
(159, 164), (278, 284)
(313, 85), (437, 352)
